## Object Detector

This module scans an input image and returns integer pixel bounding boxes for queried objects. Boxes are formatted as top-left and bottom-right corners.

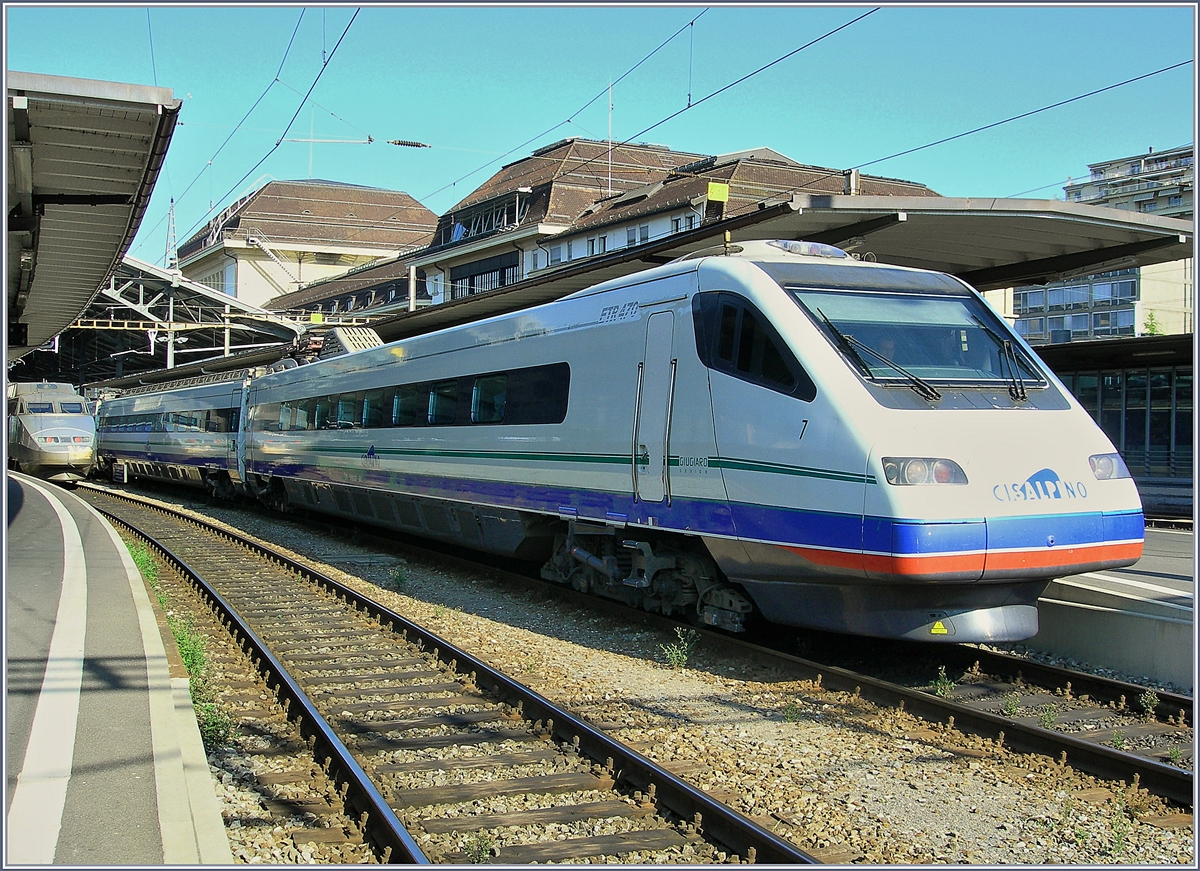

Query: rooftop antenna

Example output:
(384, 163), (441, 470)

(165, 198), (177, 268)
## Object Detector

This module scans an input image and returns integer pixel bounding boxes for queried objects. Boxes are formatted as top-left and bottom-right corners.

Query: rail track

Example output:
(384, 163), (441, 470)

(82, 486), (818, 864)
(240, 482), (1193, 807)
(83, 481), (1194, 812)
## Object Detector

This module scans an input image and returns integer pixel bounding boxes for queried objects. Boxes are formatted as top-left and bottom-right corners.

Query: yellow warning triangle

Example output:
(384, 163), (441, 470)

(930, 620), (948, 635)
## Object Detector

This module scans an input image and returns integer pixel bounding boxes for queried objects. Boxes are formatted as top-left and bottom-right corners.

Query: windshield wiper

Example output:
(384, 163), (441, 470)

(817, 309), (942, 402)
(971, 315), (1036, 401)
(816, 309), (873, 377)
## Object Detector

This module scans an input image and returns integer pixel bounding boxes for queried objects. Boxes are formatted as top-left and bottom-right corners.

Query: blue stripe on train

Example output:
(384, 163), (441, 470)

(252, 460), (1140, 556)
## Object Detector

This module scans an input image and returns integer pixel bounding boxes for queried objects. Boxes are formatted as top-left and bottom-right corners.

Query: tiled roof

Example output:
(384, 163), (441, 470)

(426, 138), (710, 246)
(179, 180), (437, 259)
(568, 153), (939, 233)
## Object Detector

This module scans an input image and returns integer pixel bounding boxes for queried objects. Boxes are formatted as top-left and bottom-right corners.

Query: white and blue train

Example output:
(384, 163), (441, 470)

(95, 239), (1144, 642)
(7, 381), (96, 482)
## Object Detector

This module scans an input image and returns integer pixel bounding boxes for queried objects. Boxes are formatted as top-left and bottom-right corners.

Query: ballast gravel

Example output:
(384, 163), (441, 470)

(111, 486), (1196, 865)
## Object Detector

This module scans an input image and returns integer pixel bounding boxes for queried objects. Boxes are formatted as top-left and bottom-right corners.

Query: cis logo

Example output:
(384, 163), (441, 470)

(361, 445), (381, 469)
(994, 468), (1087, 502)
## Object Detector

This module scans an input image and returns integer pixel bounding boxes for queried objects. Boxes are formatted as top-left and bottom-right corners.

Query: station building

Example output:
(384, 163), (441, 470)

(981, 145), (1194, 516)
(175, 179), (437, 308)
(265, 138), (938, 318)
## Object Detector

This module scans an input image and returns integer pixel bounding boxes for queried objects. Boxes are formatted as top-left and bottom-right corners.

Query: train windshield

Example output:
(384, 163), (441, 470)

(25, 402), (53, 413)
(788, 288), (1046, 387)
(59, 402), (85, 413)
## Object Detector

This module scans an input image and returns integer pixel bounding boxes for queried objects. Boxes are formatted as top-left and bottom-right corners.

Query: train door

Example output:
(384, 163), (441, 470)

(224, 386), (240, 473)
(633, 311), (676, 503)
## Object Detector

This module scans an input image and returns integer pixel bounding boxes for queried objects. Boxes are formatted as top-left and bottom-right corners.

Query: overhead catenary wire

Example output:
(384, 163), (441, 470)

(547, 8), (881, 185)
(133, 9), (308, 261)
(722, 58), (1196, 219)
(417, 7), (711, 205)
(177, 9), (360, 249)
(146, 9), (158, 87)
(326, 7), (714, 255)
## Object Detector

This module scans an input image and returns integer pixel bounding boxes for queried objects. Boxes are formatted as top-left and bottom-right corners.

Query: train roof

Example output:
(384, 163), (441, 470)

(7, 382), (83, 399)
(562, 239), (963, 300)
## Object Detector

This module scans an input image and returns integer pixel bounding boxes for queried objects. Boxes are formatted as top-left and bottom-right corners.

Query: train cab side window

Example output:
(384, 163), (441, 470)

(693, 292), (816, 401)
(429, 380), (458, 425)
(717, 304), (738, 364)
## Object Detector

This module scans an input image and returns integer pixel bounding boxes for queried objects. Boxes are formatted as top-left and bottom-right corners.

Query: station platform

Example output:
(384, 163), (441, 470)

(1032, 526), (1195, 692)
(5, 472), (232, 865)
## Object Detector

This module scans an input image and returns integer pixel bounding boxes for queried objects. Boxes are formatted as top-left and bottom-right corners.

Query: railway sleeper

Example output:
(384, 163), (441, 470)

(543, 524), (754, 632)
(419, 798), (655, 834)
(442, 827), (699, 865)
(390, 771), (616, 810)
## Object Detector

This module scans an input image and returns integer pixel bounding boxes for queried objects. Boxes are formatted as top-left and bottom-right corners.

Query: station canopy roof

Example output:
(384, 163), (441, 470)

(7, 71), (180, 362)
(369, 193), (1193, 342)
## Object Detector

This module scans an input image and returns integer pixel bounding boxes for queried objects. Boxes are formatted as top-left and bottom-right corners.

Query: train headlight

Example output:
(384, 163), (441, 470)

(883, 457), (968, 485)
(1089, 453), (1131, 480)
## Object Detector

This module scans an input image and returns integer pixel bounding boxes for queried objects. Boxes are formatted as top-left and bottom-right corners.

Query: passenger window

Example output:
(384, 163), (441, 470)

(692, 291), (815, 401)
(362, 389), (385, 427)
(336, 394), (361, 427)
(472, 375), (507, 423)
(505, 363), (570, 424)
(394, 386), (422, 426)
(294, 399), (312, 431)
(314, 398), (333, 429)
(428, 380), (458, 425)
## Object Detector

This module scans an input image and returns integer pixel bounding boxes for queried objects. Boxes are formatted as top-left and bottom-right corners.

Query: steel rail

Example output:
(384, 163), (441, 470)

(90, 488), (819, 864)
(938, 646), (1192, 726)
(98, 507), (431, 865)
(699, 634), (1195, 809)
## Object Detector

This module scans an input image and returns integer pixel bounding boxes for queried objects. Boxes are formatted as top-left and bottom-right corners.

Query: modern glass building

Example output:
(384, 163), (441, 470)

(1037, 335), (1192, 516)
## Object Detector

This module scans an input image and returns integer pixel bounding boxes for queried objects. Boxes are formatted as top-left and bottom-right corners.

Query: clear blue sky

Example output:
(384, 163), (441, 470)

(5, 4), (1195, 267)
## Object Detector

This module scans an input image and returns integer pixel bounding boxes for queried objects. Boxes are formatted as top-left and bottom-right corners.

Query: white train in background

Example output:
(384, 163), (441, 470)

(95, 239), (1143, 642)
(7, 381), (96, 482)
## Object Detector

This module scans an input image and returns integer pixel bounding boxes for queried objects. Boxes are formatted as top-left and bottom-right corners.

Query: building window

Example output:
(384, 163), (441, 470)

(1016, 318), (1045, 337)
(1015, 290), (1045, 314)
(671, 214), (696, 233)
(1047, 286), (1089, 310)
(448, 251), (521, 300)
(529, 250), (539, 271)
(639, 224), (650, 243)
(566, 240), (574, 260)
(627, 227), (637, 247)
(587, 238), (595, 256)
(1169, 195), (1183, 207)
(598, 235), (607, 254)
(549, 246), (562, 265)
